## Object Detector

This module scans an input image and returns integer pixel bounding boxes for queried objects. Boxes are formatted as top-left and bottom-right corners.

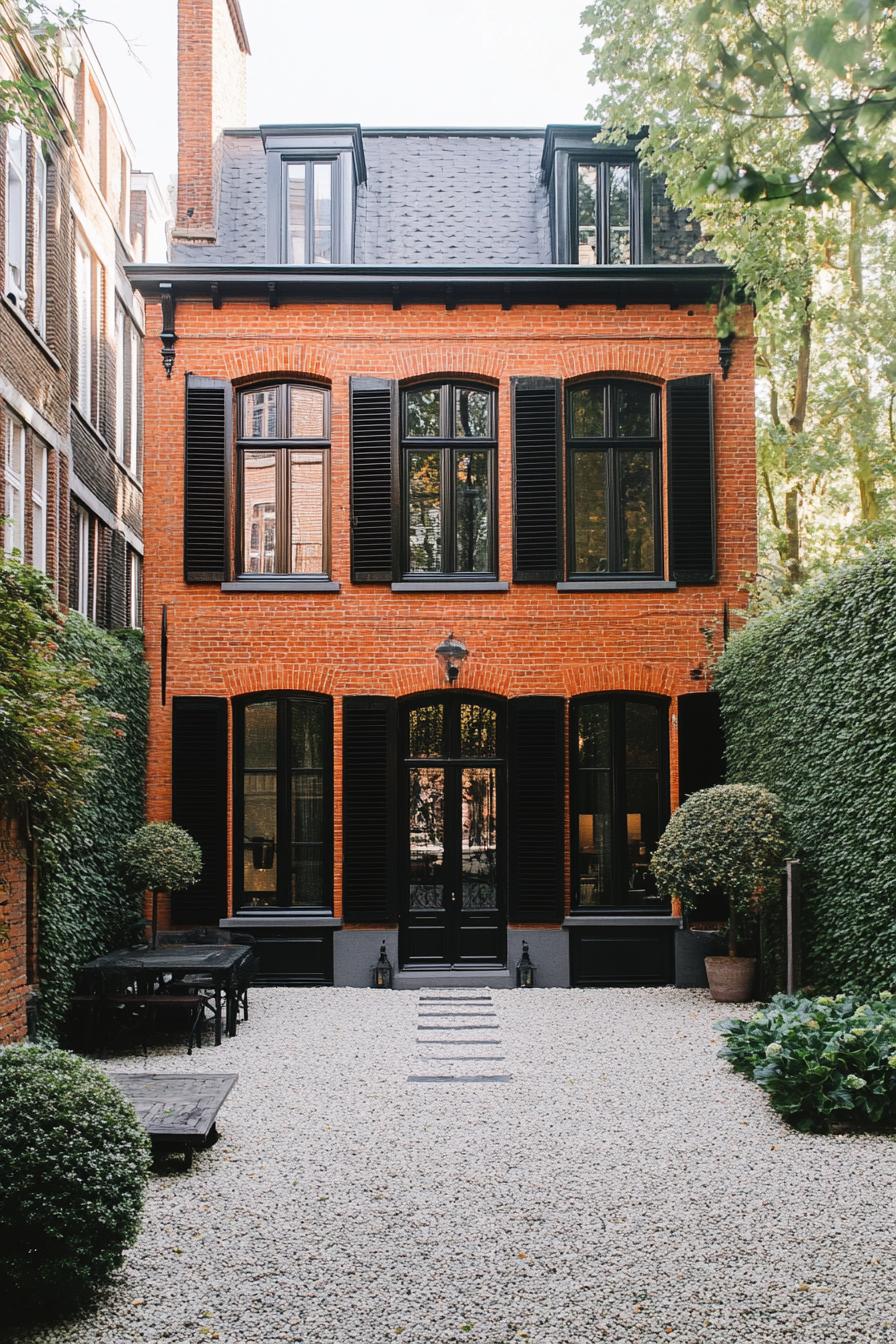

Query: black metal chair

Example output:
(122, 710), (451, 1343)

(176, 929), (257, 1034)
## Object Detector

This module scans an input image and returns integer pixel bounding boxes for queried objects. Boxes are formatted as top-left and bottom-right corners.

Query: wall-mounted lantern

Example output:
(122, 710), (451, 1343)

(371, 941), (393, 989)
(516, 940), (536, 989)
(435, 633), (468, 684)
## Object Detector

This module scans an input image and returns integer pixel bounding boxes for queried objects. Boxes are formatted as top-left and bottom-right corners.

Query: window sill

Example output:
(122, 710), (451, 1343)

(221, 915), (342, 929)
(1, 293), (60, 369)
(391, 580), (509, 593)
(557, 579), (677, 592)
(221, 578), (341, 593)
(563, 914), (681, 927)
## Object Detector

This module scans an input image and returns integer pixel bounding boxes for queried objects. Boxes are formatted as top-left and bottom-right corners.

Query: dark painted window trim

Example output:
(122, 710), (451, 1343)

(391, 580), (508, 593)
(557, 580), (677, 592)
(221, 915), (344, 928)
(567, 156), (643, 266)
(562, 914), (682, 927)
(544, 132), (652, 266)
(264, 136), (356, 264)
(222, 579), (341, 593)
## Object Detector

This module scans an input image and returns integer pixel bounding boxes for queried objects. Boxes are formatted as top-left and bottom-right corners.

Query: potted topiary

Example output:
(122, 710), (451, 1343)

(0, 1044), (150, 1319)
(121, 821), (202, 947)
(650, 783), (789, 1002)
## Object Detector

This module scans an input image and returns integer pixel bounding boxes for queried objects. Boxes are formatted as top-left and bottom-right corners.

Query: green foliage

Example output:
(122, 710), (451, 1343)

(37, 615), (148, 1040)
(715, 546), (896, 990)
(651, 784), (789, 953)
(121, 821), (201, 894)
(0, 555), (106, 832)
(0, 1044), (150, 1315)
(0, 3), (85, 138)
(718, 990), (896, 1131)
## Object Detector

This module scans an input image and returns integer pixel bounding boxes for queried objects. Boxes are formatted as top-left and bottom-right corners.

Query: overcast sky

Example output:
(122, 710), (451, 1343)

(84, 0), (596, 188)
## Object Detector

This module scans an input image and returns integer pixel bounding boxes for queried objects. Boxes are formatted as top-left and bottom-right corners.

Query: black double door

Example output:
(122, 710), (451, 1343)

(400, 696), (505, 969)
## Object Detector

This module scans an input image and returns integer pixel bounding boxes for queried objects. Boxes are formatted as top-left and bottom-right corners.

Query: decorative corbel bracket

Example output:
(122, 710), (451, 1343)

(160, 283), (177, 379)
(718, 334), (734, 380)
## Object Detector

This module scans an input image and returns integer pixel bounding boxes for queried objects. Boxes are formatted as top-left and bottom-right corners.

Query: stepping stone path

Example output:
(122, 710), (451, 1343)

(407, 989), (513, 1083)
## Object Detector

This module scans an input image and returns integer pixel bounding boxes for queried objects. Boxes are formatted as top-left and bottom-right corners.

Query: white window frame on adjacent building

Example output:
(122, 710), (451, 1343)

(128, 322), (140, 475)
(75, 236), (93, 419)
(31, 439), (48, 572)
(4, 414), (26, 556)
(114, 302), (126, 458)
(33, 145), (47, 335)
(74, 505), (90, 616)
(5, 123), (27, 306)
(127, 547), (142, 628)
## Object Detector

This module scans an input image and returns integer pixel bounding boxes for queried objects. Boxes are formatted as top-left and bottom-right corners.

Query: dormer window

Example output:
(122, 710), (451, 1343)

(285, 159), (334, 264)
(263, 125), (365, 265)
(542, 127), (649, 266)
(575, 160), (637, 265)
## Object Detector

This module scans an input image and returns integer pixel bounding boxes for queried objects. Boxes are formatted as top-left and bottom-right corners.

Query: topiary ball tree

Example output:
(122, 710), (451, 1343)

(122, 821), (202, 946)
(0, 1045), (151, 1317)
(650, 784), (790, 957)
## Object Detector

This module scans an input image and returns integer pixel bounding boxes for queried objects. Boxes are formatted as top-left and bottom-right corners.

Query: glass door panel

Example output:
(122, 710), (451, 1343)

(461, 767), (497, 910)
(408, 767), (445, 910)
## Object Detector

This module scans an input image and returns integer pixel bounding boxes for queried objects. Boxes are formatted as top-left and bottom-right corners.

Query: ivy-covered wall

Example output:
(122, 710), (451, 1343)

(715, 548), (896, 992)
(37, 617), (148, 1040)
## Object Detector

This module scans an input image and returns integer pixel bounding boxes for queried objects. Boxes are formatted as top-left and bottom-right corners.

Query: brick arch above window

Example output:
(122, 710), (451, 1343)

(219, 345), (337, 384)
(563, 661), (677, 700)
(391, 348), (503, 384)
(557, 346), (672, 383)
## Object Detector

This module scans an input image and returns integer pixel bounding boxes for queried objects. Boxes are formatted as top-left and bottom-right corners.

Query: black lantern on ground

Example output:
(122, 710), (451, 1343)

(435, 632), (468, 684)
(372, 941), (393, 989)
(516, 940), (536, 989)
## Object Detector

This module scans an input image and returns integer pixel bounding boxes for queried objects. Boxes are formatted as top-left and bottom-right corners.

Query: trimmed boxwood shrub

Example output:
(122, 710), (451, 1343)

(0, 1044), (150, 1314)
(122, 821), (202, 895)
(650, 784), (789, 955)
(715, 547), (896, 992)
(718, 991), (896, 1132)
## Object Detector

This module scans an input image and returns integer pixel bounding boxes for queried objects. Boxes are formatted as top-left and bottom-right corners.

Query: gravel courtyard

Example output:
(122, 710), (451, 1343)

(15, 987), (896, 1344)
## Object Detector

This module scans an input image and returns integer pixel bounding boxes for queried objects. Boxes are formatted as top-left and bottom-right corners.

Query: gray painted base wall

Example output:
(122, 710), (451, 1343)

(508, 927), (570, 988)
(333, 927), (570, 988)
(334, 929), (399, 988)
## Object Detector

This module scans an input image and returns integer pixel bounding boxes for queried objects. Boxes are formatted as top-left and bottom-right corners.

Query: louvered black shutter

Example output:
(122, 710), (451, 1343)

(678, 690), (724, 799)
(342, 696), (397, 921)
(350, 378), (396, 583)
(171, 696), (228, 924)
(509, 696), (565, 922)
(512, 378), (562, 582)
(184, 375), (230, 583)
(667, 374), (716, 584)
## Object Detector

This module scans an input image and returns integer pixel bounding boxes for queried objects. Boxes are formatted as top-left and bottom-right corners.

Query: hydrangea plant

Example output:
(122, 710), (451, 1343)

(650, 783), (789, 956)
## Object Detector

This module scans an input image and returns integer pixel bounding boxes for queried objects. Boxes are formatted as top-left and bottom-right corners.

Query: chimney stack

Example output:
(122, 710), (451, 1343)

(174, 0), (250, 243)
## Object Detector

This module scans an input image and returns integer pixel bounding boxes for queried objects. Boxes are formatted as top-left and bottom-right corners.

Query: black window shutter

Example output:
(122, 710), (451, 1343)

(171, 696), (228, 925)
(678, 690), (724, 799)
(509, 696), (565, 922)
(667, 374), (716, 584)
(184, 375), (230, 583)
(350, 378), (396, 583)
(512, 378), (562, 582)
(342, 696), (397, 921)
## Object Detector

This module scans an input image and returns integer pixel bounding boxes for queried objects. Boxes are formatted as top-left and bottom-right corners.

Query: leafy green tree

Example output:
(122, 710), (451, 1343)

(581, 0), (896, 591)
(0, 2), (84, 137)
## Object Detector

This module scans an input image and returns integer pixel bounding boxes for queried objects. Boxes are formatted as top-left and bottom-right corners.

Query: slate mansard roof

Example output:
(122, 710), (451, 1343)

(171, 127), (713, 269)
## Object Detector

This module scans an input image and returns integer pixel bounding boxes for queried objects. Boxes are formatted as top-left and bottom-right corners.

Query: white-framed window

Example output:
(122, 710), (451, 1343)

(33, 145), (47, 334)
(74, 504), (90, 615)
(114, 303), (125, 458)
(75, 236), (93, 418)
(127, 547), (142, 628)
(4, 414), (26, 555)
(5, 123), (27, 305)
(31, 439), (47, 572)
(128, 323), (140, 475)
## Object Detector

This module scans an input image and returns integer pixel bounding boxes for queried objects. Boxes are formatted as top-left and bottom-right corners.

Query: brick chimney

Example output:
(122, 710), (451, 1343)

(173, 0), (250, 243)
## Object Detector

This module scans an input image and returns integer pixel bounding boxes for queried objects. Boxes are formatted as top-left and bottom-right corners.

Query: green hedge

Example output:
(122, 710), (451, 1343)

(715, 547), (896, 992)
(36, 616), (148, 1040)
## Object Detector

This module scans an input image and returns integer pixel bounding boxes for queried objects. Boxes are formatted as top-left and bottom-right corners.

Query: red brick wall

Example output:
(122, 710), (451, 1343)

(142, 298), (756, 920)
(0, 815), (33, 1044)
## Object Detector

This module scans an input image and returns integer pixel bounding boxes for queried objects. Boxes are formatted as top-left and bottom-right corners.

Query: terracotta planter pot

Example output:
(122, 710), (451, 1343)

(704, 955), (757, 1002)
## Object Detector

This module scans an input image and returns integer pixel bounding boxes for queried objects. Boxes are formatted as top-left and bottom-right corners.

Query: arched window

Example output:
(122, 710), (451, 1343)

(571, 695), (669, 910)
(235, 694), (332, 912)
(238, 382), (330, 577)
(400, 381), (497, 577)
(566, 380), (661, 578)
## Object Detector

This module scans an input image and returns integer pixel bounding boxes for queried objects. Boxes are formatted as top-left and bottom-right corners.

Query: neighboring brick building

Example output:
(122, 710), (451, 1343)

(0, 18), (166, 1040)
(129, 0), (755, 989)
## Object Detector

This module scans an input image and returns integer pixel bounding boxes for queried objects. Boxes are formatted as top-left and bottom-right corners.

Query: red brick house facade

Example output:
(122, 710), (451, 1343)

(130, 0), (755, 988)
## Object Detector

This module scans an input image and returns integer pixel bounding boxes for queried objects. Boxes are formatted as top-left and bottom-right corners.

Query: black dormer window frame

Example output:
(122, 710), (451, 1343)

(263, 126), (366, 266)
(542, 129), (652, 267)
(570, 157), (643, 266)
(279, 156), (340, 266)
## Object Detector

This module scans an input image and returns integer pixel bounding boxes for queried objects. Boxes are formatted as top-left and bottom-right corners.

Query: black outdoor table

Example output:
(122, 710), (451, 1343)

(81, 945), (252, 1046)
(107, 1072), (238, 1166)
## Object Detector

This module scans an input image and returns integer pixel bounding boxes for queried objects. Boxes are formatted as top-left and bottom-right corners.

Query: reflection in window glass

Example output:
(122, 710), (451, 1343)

(619, 451), (655, 573)
(409, 767), (444, 910)
(455, 388), (491, 437)
(577, 163), (597, 265)
(409, 703), (444, 758)
(577, 701), (611, 769)
(242, 451), (277, 574)
(289, 385), (326, 438)
(289, 451), (324, 574)
(405, 388), (441, 437)
(243, 771), (278, 903)
(408, 451), (442, 571)
(244, 700), (277, 769)
(286, 163), (306, 264)
(607, 163), (632, 264)
(242, 388), (279, 438)
(312, 161), (332, 263)
(461, 766), (498, 909)
(291, 772), (324, 907)
(616, 383), (655, 437)
(569, 386), (605, 438)
(459, 703), (497, 758)
(454, 451), (489, 573)
(291, 697), (324, 768)
(625, 700), (660, 768)
(572, 451), (608, 574)
(576, 769), (612, 906)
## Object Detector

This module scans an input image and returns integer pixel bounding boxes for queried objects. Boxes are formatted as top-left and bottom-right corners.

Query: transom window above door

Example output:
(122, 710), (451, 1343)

(401, 382), (496, 577)
(238, 383), (330, 577)
(567, 379), (661, 579)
